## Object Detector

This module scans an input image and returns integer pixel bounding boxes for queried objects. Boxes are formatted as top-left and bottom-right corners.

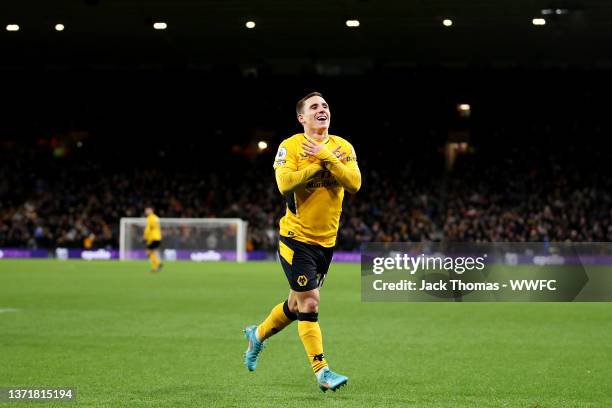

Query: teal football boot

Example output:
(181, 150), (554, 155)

(317, 368), (348, 392)
(243, 325), (265, 371)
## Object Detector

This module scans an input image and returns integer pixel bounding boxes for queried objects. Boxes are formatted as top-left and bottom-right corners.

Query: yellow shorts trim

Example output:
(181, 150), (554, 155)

(279, 240), (294, 265)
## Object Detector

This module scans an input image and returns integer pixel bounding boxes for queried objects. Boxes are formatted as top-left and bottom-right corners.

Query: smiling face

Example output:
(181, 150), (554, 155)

(297, 94), (331, 136)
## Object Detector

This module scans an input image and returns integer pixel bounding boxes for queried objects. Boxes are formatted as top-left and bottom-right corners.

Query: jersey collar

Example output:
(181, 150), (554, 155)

(303, 133), (330, 144)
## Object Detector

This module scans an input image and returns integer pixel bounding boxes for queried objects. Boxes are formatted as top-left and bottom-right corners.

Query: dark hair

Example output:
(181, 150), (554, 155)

(296, 92), (324, 115)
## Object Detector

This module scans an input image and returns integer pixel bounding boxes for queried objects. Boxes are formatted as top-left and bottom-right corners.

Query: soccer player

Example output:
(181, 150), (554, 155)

(244, 92), (361, 392)
(143, 207), (163, 272)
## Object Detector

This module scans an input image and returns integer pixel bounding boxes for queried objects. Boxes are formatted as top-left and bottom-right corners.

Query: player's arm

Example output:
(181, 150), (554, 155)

(303, 139), (361, 194)
(275, 165), (324, 195)
(273, 142), (324, 195)
(153, 219), (161, 239)
(143, 218), (152, 242)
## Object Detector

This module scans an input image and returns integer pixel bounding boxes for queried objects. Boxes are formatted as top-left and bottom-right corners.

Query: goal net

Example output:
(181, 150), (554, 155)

(119, 218), (248, 262)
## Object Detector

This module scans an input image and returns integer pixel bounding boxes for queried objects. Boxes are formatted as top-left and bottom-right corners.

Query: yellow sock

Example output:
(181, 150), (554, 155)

(297, 313), (328, 373)
(256, 300), (296, 341)
(148, 251), (160, 269)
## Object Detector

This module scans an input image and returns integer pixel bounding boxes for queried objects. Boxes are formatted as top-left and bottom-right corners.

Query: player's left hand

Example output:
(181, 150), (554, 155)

(301, 137), (325, 157)
(332, 146), (347, 161)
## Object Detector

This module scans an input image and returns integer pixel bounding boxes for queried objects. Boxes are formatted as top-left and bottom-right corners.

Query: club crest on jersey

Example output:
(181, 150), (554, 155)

(297, 275), (308, 287)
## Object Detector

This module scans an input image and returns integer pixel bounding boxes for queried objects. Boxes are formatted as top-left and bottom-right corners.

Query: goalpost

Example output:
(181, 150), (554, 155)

(119, 218), (248, 262)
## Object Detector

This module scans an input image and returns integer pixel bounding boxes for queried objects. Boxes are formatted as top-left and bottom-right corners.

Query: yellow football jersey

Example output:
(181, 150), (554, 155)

(143, 213), (162, 243)
(273, 133), (359, 247)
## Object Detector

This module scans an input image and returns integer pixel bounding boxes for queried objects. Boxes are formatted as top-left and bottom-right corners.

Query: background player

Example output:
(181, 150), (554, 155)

(143, 206), (163, 273)
(243, 92), (361, 392)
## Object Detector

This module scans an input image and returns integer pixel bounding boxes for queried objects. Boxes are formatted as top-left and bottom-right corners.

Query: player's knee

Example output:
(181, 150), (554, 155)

(288, 298), (299, 314)
(299, 297), (319, 313)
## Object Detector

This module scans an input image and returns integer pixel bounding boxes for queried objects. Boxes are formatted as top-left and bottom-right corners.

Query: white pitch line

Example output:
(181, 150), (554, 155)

(0, 308), (19, 313)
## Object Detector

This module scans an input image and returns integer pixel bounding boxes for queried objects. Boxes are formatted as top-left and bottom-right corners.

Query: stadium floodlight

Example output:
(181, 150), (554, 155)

(6, 24), (19, 32)
(55, 23), (65, 31)
(119, 218), (248, 262)
(245, 21), (256, 29)
(153, 22), (167, 30)
(257, 141), (268, 150)
(458, 103), (471, 112)
(532, 18), (546, 26)
(443, 19), (453, 27)
(345, 20), (360, 28)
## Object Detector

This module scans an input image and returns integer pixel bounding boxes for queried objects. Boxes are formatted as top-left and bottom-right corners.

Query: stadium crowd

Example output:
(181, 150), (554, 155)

(1, 138), (610, 252)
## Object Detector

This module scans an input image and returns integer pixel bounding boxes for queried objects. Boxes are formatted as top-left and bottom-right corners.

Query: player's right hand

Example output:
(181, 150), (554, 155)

(301, 137), (325, 157)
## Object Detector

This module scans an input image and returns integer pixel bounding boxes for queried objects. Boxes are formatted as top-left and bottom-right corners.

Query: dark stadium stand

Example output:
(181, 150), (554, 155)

(2, 131), (610, 251)
(2, 70), (611, 252)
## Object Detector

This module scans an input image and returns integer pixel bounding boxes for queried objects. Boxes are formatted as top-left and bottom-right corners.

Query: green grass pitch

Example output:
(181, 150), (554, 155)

(1, 260), (611, 407)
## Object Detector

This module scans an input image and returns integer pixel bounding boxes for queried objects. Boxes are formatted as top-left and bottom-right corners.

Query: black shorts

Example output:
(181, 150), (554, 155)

(278, 236), (334, 292)
(146, 240), (161, 250)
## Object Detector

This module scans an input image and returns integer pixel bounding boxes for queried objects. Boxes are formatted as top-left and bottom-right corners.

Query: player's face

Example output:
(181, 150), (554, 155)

(145, 208), (152, 216)
(298, 95), (330, 132)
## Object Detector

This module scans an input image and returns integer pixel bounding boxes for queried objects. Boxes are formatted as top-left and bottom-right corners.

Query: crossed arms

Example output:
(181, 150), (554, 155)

(275, 139), (361, 195)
